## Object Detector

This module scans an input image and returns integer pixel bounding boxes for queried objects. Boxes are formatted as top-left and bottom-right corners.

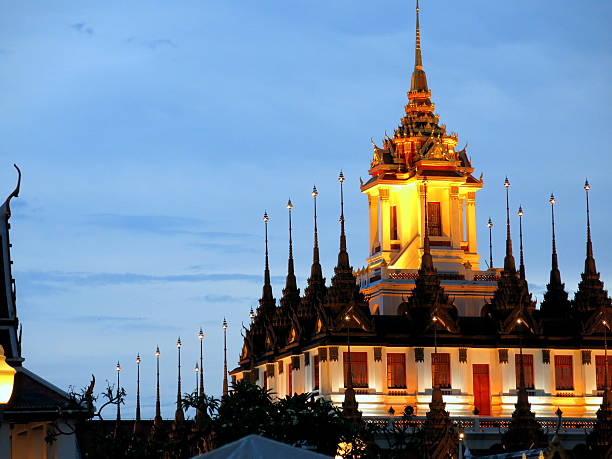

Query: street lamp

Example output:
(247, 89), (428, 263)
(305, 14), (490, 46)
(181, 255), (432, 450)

(222, 318), (229, 396)
(487, 218), (493, 269)
(0, 346), (15, 404)
(198, 328), (205, 396)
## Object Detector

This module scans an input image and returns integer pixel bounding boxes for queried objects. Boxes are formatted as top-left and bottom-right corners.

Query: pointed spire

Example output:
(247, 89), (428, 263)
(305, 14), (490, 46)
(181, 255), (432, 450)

(573, 180), (611, 313)
(198, 328), (205, 396)
(517, 206), (525, 280)
(503, 177), (517, 273)
(311, 186), (321, 274)
(418, 385), (459, 458)
(541, 193), (571, 316)
(135, 354), (141, 422)
(154, 347), (162, 426)
(502, 319), (547, 451)
(261, 211), (274, 303)
(341, 314), (361, 423)
(487, 218), (494, 269)
(114, 361), (121, 438)
(584, 180), (597, 275)
(410, 0), (429, 92)
(281, 199), (299, 302)
(174, 337), (184, 424)
(222, 318), (229, 397)
(304, 185), (326, 304)
(337, 171), (350, 268)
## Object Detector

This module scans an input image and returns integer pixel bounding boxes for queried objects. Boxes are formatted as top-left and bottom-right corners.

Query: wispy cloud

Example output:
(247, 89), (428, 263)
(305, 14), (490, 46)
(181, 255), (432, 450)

(71, 23), (94, 36)
(84, 213), (255, 241)
(124, 37), (177, 50)
(69, 315), (180, 332)
(17, 270), (273, 288)
(197, 294), (255, 303)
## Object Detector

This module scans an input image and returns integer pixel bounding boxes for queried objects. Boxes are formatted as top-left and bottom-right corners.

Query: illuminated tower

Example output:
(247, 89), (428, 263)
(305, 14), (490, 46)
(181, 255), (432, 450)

(361, 0), (482, 274)
(359, 0), (494, 316)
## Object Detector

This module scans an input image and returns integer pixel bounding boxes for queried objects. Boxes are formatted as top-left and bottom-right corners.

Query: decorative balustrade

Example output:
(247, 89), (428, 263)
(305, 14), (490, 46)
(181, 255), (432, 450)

(365, 416), (596, 432)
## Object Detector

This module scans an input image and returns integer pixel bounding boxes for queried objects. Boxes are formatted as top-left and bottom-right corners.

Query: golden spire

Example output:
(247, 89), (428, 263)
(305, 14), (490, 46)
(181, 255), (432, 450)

(410, 0), (429, 92)
(415, 0), (422, 69)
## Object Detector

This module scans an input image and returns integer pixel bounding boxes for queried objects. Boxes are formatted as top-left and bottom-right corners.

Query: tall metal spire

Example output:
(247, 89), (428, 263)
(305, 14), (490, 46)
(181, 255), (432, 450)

(337, 171), (349, 267)
(549, 194), (560, 281)
(135, 354), (141, 423)
(198, 328), (205, 396)
(540, 192), (571, 317)
(174, 337), (184, 424)
(114, 361), (121, 432)
(312, 186), (320, 267)
(503, 177), (517, 273)
(284, 199), (298, 293)
(584, 180), (597, 275)
(573, 180), (611, 313)
(222, 318), (229, 397)
(262, 211), (273, 301)
(154, 347), (162, 426)
(415, 0), (422, 69)
(517, 206), (525, 280)
(487, 218), (494, 269)
(410, 0), (429, 92)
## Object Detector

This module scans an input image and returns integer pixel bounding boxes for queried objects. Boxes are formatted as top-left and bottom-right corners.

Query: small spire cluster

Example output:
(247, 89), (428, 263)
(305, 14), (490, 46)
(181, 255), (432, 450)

(240, 171), (372, 381)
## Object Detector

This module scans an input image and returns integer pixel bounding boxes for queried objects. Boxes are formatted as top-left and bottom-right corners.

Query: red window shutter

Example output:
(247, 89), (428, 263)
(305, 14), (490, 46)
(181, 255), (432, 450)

(428, 202), (442, 236)
(288, 363), (293, 395)
(263, 370), (267, 391)
(390, 206), (398, 240)
(344, 352), (368, 388)
(515, 354), (534, 389)
(432, 353), (451, 388)
(387, 353), (406, 389)
(555, 355), (574, 390)
(596, 355), (612, 390)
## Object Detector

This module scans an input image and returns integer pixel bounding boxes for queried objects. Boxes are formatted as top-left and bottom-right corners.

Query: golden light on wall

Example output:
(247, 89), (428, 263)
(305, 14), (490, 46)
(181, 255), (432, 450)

(0, 345), (16, 404)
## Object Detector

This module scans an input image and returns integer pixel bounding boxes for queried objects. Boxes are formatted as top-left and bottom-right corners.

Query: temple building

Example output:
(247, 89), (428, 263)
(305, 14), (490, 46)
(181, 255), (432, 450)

(232, 0), (612, 449)
(0, 166), (86, 458)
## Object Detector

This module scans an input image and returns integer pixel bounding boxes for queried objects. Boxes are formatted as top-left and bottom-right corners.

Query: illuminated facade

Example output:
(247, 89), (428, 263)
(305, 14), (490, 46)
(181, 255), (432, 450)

(232, 1), (611, 437)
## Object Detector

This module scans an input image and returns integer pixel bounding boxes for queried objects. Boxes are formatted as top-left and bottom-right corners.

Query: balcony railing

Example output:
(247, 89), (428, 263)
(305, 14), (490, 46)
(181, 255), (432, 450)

(365, 416), (596, 432)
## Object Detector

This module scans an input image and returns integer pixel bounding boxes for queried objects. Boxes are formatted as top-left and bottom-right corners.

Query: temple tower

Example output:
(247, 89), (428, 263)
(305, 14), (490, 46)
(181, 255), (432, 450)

(360, 0), (482, 274)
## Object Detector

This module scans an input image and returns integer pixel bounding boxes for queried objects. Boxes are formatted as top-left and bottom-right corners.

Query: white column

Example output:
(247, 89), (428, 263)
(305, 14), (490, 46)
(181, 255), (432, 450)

(368, 194), (379, 254)
(450, 186), (460, 247)
(379, 189), (390, 254)
(466, 192), (477, 253)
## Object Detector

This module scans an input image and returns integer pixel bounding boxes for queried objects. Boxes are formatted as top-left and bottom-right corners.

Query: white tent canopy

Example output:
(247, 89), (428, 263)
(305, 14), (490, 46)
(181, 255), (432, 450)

(193, 434), (332, 459)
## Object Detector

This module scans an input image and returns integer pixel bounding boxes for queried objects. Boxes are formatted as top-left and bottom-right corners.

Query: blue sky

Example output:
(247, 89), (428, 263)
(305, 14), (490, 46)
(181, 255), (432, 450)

(0, 0), (610, 419)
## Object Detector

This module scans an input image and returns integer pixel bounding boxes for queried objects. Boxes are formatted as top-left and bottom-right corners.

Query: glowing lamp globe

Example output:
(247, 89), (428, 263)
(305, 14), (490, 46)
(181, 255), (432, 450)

(0, 345), (16, 404)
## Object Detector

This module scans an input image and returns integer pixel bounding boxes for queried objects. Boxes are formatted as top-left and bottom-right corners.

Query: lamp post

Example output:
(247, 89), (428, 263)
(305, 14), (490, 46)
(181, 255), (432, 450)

(135, 354), (141, 423)
(249, 308), (255, 323)
(517, 206), (525, 280)
(222, 318), (229, 396)
(432, 315), (438, 388)
(198, 328), (205, 396)
(487, 218), (493, 269)
(459, 431), (465, 459)
(345, 314), (352, 388)
(154, 346), (162, 426)
(516, 318), (525, 391)
(114, 361), (121, 437)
